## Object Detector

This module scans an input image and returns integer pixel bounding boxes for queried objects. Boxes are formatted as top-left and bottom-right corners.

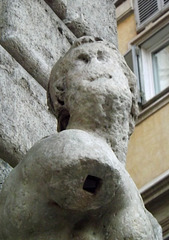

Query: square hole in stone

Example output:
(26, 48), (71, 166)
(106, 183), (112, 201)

(83, 175), (102, 194)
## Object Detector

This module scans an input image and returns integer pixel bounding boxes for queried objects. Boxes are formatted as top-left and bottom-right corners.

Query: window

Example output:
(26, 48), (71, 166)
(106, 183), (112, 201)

(152, 43), (169, 95)
(139, 25), (169, 102)
(135, 0), (169, 31)
(125, 24), (169, 103)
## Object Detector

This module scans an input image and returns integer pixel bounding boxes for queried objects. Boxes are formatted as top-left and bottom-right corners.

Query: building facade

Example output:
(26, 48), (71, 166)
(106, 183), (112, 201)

(115, 0), (169, 238)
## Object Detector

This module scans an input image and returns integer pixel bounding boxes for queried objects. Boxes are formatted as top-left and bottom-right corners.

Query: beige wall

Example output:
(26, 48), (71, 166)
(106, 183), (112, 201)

(117, 13), (137, 54)
(117, 9), (169, 189)
(126, 104), (169, 189)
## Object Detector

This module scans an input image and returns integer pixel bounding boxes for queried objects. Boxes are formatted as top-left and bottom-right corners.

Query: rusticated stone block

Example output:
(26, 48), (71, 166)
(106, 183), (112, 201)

(45, 0), (117, 45)
(44, 0), (67, 20)
(0, 0), (76, 89)
(0, 45), (57, 167)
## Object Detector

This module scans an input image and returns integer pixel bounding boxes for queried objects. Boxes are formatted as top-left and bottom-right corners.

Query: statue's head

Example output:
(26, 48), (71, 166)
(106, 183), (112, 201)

(47, 36), (138, 164)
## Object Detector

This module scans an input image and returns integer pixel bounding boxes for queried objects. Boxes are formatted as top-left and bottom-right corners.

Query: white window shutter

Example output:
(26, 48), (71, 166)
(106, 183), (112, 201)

(162, 0), (169, 9)
(124, 47), (142, 103)
(163, 0), (169, 5)
(135, 0), (161, 31)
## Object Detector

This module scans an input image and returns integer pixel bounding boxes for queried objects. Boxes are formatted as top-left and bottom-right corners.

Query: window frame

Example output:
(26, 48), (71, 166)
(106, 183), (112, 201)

(152, 41), (169, 95)
(125, 23), (169, 105)
(140, 37), (169, 102)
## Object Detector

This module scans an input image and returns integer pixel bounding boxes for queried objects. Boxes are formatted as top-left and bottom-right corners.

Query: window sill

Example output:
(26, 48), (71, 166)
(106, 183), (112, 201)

(136, 87), (169, 125)
(129, 11), (169, 47)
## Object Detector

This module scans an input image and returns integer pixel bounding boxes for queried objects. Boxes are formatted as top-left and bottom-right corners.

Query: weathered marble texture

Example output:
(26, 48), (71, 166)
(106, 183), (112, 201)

(0, 130), (162, 240)
(0, 0), (76, 89)
(48, 36), (138, 165)
(0, 45), (56, 167)
(44, 0), (117, 45)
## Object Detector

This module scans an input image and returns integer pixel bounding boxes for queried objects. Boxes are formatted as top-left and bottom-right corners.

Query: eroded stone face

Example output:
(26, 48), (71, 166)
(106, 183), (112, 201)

(48, 36), (138, 165)
(0, 130), (162, 240)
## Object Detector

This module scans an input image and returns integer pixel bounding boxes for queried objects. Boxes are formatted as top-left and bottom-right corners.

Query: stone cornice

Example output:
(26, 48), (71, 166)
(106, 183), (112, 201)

(115, 0), (127, 8)
(140, 170), (169, 237)
(140, 170), (169, 205)
(129, 11), (169, 47)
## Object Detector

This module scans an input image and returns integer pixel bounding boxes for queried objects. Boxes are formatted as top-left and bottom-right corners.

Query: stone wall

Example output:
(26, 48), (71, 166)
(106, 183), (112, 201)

(0, 0), (117, 168)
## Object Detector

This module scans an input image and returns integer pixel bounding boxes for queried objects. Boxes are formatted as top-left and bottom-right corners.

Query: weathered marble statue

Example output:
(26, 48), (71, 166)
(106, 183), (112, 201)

(0, 36), (162, 240)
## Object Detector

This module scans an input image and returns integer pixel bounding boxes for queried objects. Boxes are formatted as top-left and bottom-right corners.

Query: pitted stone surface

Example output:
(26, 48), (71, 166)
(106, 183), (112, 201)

(0, 130), (162, 240)
(0, 0), (76, 89)
(0, 45), (56, 167)
(45, 0), (117, 45)
(48, 36), (138, 165)
(0, 159), (13, 192)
